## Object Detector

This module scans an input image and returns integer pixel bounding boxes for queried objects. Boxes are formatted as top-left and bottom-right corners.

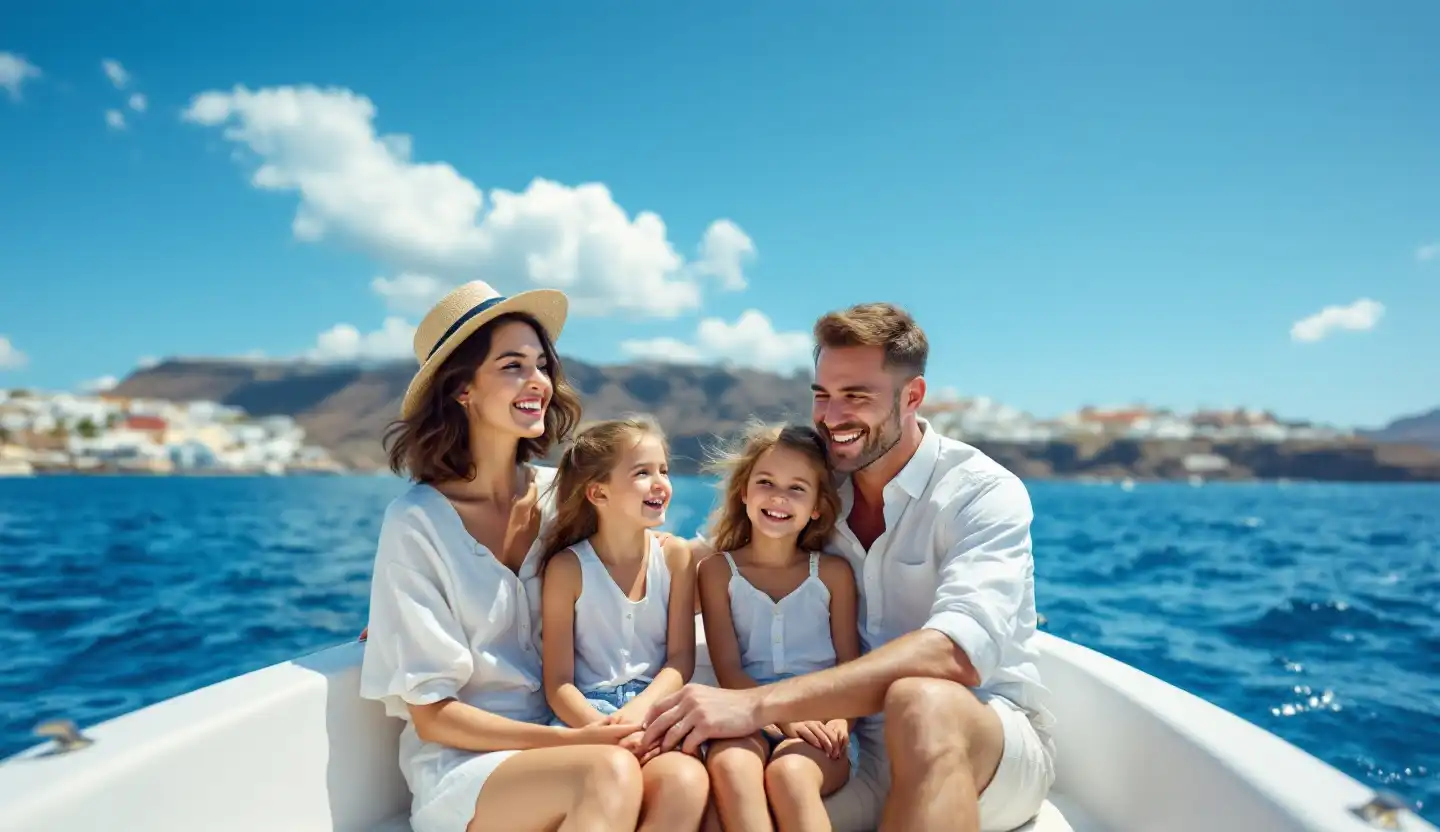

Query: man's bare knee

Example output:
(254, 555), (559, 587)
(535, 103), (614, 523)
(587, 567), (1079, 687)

(885, 678), (973, 732)
(883, 678), (1004, 793)
(884, 679), (984, 761)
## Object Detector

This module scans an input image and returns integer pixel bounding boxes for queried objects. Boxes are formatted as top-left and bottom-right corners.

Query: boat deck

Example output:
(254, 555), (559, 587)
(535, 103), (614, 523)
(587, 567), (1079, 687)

(368, 793), (1101, 831)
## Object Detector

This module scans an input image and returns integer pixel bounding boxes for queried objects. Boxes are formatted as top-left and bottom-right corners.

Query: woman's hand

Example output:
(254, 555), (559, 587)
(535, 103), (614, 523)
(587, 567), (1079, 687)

(559, 720), (643, 746)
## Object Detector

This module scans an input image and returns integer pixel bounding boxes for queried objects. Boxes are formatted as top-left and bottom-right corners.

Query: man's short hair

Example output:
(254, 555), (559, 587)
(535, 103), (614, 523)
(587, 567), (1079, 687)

(812, 302), (928, 378)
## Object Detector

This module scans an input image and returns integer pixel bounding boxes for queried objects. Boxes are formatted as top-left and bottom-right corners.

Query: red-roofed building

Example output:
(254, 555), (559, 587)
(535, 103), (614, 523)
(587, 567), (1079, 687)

(121, 415), (168, 443)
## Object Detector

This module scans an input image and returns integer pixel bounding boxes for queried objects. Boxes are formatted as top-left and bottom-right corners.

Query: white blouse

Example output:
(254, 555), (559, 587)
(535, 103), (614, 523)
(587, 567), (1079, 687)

(570, 533), (672, 692)
(723, 551), (837, 682)
(360, 466), (557, 742)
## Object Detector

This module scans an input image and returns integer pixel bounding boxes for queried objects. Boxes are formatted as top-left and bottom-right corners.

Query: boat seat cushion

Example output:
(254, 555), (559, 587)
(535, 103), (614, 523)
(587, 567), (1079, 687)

(1014, 799), (1075, 831)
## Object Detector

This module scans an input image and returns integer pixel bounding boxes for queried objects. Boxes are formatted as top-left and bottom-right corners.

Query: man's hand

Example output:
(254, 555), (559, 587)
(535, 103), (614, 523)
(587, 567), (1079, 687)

(642, 683), (763, 755)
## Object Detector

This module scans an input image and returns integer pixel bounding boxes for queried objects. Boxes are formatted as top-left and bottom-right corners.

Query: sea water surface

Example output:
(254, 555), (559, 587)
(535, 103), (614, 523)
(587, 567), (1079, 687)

(0, 475), (1436, 820)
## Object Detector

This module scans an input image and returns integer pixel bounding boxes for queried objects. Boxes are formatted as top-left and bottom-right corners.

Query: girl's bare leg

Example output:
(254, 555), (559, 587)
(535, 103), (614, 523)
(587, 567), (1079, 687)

(467, 745), (643, 832)
(705, 734), (774, 832)
(639, 750), (711, 832)
(765, 738), (851, 832)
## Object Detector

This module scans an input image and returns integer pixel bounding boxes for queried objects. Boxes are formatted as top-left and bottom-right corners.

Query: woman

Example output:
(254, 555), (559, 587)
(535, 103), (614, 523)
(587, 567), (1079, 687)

(359, 280), (645, 832)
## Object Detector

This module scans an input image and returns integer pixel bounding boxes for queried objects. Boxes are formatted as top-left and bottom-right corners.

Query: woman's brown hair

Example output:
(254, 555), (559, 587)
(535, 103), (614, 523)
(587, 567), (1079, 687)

(383, 312), (583, 484)
(540, 415), (668, 571)
(703, 421), (840, 554)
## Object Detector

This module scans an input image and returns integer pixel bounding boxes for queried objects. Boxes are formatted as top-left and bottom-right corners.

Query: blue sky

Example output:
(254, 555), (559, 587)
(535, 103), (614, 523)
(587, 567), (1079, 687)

(2, 2), (1437, 428)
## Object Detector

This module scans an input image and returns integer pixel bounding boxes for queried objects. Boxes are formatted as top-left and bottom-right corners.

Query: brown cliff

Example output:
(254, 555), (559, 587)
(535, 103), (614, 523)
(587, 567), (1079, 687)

(110, 359), (1440, 481)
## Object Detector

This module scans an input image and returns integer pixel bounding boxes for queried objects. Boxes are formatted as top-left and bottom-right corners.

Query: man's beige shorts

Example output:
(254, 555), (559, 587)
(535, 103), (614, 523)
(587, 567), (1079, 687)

(823, 696), (1056, 832)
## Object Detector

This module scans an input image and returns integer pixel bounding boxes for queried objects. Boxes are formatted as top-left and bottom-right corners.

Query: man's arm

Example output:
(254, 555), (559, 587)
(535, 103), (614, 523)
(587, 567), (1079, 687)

(751, 474), (1034, 725)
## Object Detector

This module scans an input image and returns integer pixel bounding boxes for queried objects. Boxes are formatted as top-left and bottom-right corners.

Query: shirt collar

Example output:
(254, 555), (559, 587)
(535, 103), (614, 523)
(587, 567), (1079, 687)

(893, 417), (941, 499)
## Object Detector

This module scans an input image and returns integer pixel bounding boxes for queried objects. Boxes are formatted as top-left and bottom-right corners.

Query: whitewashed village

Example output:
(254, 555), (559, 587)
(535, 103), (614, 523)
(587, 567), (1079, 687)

(921, 393), (1346, 444)
(0, 385), (1347, 478)
(0, 389), (343, 476)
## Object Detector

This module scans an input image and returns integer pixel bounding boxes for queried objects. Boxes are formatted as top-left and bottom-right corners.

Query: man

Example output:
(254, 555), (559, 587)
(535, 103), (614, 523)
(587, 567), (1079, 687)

(642, 302), (1056, 832)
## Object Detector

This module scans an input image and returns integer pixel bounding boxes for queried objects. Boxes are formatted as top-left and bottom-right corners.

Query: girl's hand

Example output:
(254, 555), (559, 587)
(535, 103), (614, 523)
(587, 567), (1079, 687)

(619, 729), (647, 756)
(560, 721), (642, 746)
(788, 720), (835, 756)
(604, 708), (637, 725)
(823, 719), (850, 759)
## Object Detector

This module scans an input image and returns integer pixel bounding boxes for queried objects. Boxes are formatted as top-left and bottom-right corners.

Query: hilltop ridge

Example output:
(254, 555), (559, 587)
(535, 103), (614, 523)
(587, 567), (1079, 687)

(110, 357), (815, 472)
(96, 357), (1440, 482)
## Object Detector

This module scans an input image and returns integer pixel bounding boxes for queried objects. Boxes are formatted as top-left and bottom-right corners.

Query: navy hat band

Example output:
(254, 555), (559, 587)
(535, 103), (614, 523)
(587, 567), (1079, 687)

(427, 295), (508, 360)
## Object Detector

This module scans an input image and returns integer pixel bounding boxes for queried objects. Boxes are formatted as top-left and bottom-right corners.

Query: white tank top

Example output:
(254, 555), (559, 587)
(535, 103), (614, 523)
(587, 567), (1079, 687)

(723, 551), (836, 681)
(571, 533), (672, 692)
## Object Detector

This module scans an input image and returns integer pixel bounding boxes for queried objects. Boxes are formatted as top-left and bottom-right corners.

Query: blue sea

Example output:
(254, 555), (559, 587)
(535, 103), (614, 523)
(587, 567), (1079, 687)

(0, 475), (1436, 821)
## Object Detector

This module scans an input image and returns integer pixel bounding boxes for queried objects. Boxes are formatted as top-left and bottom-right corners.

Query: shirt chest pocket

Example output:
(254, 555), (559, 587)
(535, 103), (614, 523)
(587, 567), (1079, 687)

(887, 555), (939, 625)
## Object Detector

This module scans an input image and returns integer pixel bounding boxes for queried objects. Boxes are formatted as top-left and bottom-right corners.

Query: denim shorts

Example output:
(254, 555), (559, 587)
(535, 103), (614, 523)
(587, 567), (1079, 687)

(747, 673), (861, 775)
(550, 678), (651, 725)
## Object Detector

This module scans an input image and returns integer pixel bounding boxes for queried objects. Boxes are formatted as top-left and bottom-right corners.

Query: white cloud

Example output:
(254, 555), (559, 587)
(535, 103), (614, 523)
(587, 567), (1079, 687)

(621, 309), (812, 371)
(1418, 243), (1440, 263)
(0, 336), (28, 370)
(307, 316), (415, 363)
(80, 375), (118, 393)
(371, 272), (449, 316)
(1290, 298), (1384, 343)
(693, 220), (755, 291)
(0, 52), (42, 102)
(181, 85), (752, 318)
(105, 109), (127, 130)
(128, 92), (147, 112)
(137, 355), (160, 369)
(102, 59), (130, 89)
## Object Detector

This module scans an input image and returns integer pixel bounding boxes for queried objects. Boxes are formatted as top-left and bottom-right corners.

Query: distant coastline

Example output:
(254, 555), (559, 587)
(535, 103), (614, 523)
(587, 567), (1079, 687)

(4, 357), (1439, 484)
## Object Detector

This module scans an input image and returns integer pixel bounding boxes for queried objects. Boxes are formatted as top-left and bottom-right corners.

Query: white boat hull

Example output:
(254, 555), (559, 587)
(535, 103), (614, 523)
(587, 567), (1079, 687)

(0, 622), (1428, 832)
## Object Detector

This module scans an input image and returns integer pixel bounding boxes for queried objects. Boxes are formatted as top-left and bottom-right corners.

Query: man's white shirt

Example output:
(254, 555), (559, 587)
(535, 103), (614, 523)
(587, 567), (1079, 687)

(826, 418), (1055, 738)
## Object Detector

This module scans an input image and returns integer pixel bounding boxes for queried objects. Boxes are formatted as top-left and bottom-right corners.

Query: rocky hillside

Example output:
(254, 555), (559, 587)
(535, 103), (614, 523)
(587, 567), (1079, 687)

(1361, 407), (1440, 449)
(110, 358), (1440, 481)
(111, 357), (814, 473)
(974, 436), (1440, 483)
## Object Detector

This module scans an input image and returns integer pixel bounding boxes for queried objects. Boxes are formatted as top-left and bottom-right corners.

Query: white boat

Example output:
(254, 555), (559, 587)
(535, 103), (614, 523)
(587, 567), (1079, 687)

(0, 622), (1430, 832)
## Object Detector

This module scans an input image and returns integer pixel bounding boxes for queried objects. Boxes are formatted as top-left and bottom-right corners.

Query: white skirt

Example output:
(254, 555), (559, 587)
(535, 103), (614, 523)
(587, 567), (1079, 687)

(402, 730), (521, 832)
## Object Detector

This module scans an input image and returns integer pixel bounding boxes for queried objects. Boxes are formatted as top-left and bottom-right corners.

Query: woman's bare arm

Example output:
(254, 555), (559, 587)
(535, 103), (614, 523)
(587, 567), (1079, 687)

(407, 698), (634, 751)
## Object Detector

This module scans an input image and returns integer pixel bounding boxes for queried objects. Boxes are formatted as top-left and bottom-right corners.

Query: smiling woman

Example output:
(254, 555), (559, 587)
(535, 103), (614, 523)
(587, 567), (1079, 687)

(357, 280), (651, 832)
(383, 283), (578, 485)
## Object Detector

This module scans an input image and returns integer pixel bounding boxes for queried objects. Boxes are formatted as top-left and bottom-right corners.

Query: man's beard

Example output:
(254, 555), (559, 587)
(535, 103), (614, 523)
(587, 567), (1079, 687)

(825, 393), (904, 474)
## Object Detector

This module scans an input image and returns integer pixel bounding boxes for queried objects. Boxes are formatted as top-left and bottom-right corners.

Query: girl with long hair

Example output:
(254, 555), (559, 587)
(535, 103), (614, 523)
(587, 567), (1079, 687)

(540, 416), (710, 831)
(697, 422), (861, 832)
(359, 281), (645, 832)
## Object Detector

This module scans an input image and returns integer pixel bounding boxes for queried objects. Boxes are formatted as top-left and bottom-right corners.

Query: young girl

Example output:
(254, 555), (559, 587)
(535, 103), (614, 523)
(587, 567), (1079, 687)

(540, 416), (711, 832)
(698, 422), (860, 832)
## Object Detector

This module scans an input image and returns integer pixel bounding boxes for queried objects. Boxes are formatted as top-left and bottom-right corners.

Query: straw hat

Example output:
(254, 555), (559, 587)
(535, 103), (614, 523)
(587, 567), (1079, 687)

(400, 280), (568, 419)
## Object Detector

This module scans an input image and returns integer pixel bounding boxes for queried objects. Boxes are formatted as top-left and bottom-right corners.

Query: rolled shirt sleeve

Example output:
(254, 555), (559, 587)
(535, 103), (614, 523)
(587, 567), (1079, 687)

(922, 474), (1034, 687)
(359, 508), (474, 718)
